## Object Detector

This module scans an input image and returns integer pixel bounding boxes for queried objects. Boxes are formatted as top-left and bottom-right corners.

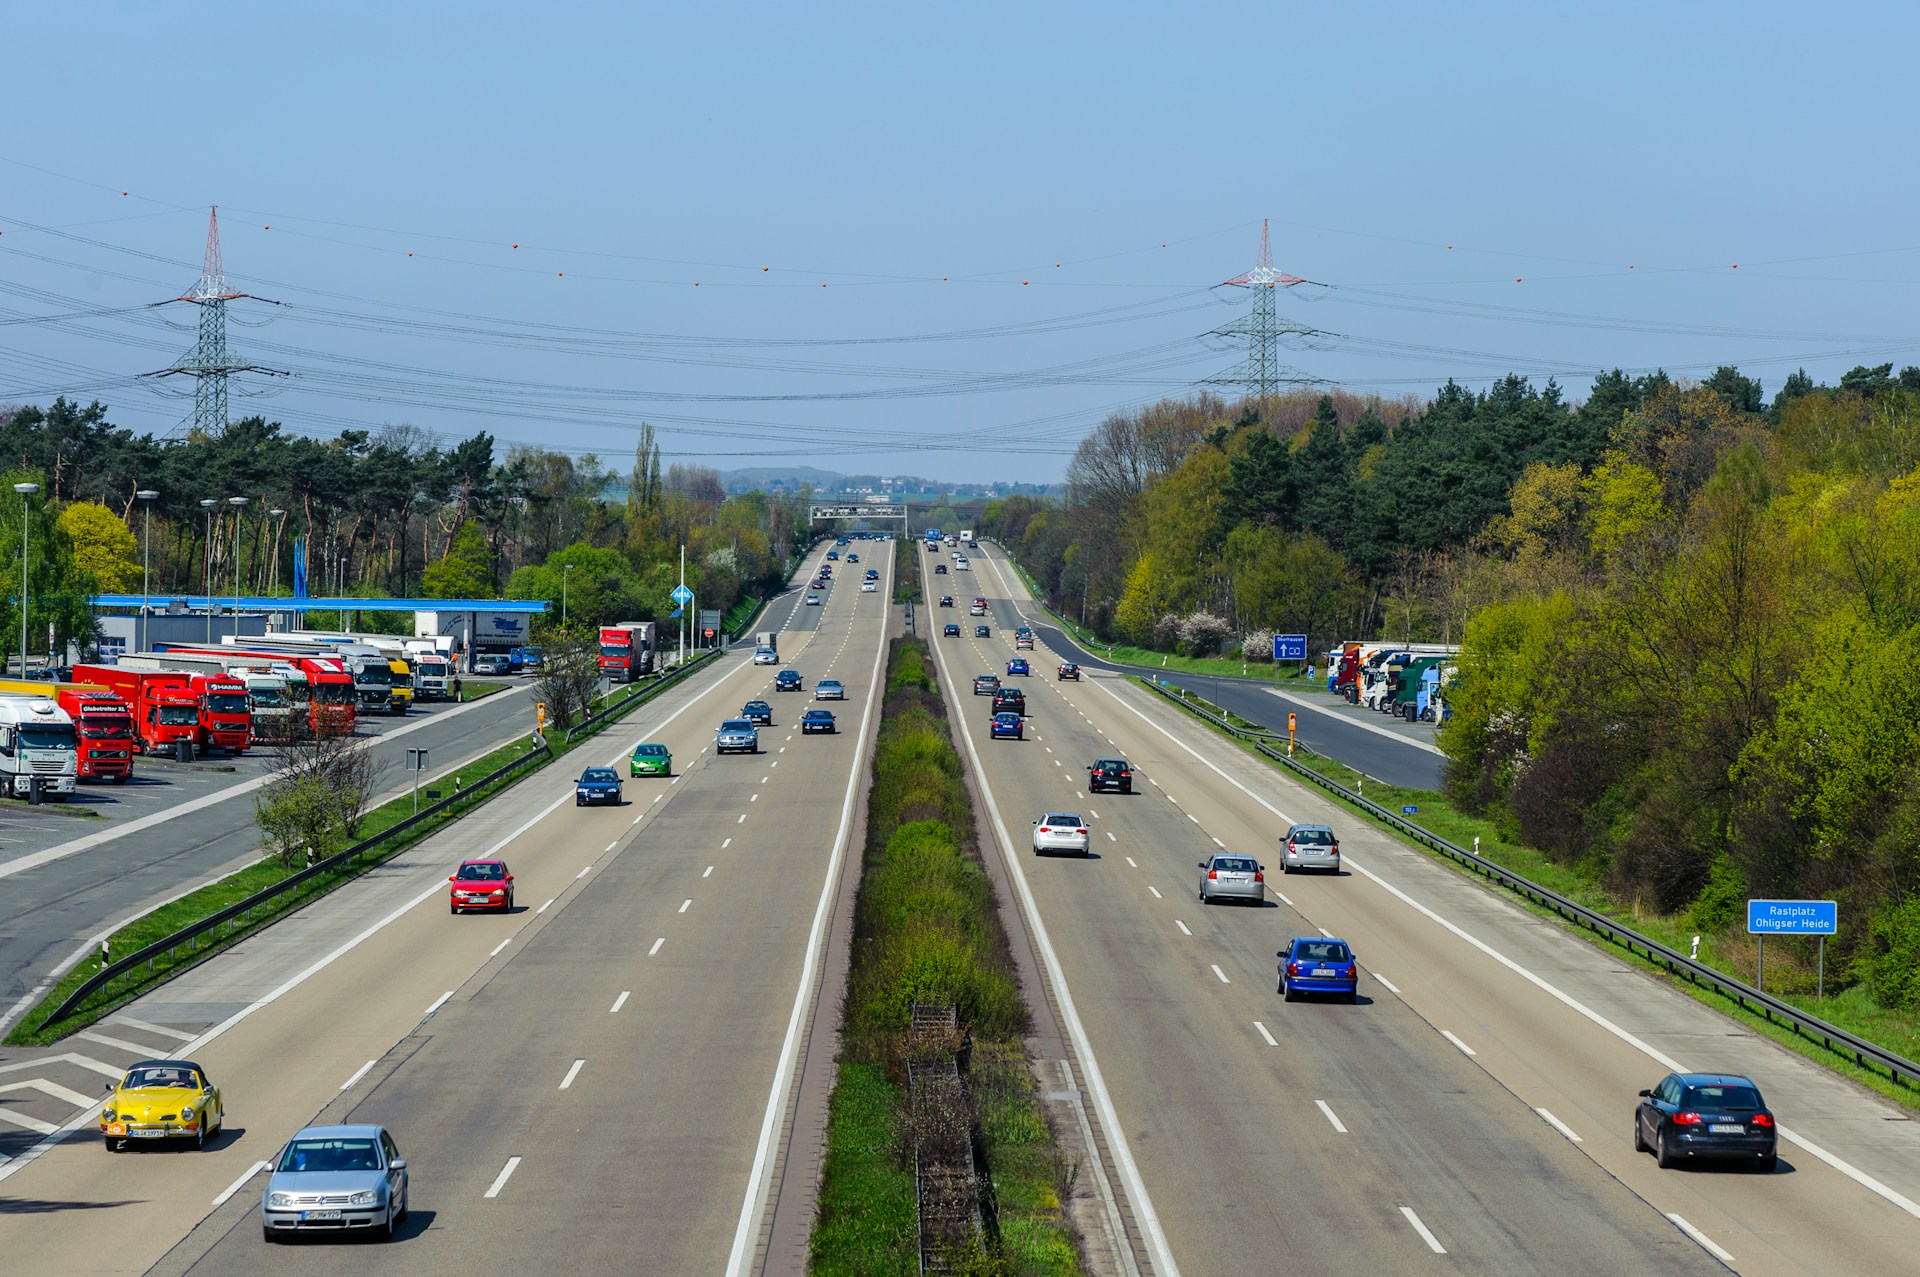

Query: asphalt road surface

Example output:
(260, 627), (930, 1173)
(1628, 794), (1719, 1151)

(0, 539), (891, 1276)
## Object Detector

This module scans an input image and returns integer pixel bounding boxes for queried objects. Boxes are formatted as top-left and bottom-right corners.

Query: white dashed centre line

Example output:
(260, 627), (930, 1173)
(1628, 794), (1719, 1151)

(610, 992), (630, 1014)
(737, 814), (747, 824)
(648, 938), (665, 957)
(1374, 973), (1401, 994)
(703, 865), (714, 878)
(1535, 1108), (1583, 1142)
(1088, 809), (1099, 818)
(1274, 891), (1295, 907)
(1317, 926), (1333, 938)
(560, 1059), (586, 1089)
(1175, 919), (1191, 936)
(1211, 837), (1224, 848)
(1210, 964), (1230, 984)
(489, 938), (511, 958)
(484, 1156), (523, 1199)
(722, 838), (732, 849)
(1401, 1207), (1446, 1254)
(633, 813), (644, 824)
(751, 793), (759, 802)
(1147, 885), (1163, 899)
(1315, 1100), (1348, 1133)
(1125, 856), (1138, 868)
(1440, 1031), (1477, 1057)
(1253, 1022), (1278, 1047)
(679, 899), (692, 913)
(537, 898), (555, 915)
(339, 1060), (376, 1092)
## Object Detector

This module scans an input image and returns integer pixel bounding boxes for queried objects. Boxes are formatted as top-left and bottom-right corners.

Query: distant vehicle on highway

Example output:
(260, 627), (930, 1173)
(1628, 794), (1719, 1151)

(1087, 758), (1133, 794)
(944, 623), (961, 637)
(990, 711), (1024, 740)
(1279, 937), (1358, 1003)
(1198, 852), (1265, 906)
(847, 553), (859, 563)
(815, 679), (846, 701)
(449, 859), (514, 913)
(1281, 824), (1341, 874)
(1014, 634), (1034, 650)
(991, 687), (1025, 716)
(1057, 663), (1080, 681)
(101, 1058), (223, 1152)
(974, 625), (992, 638)
(934, 564), (948, 574)
(261, 1124), (409, 1242)
(939, 595), (954, 607)
(1635, 1073), (1777, 1172)
(775, 670), (803, 692)
(861, 581), (876, 592)
(742, 700), (773, 725)
(576, 767), (624, 806)
(826, 551), (839, 561)
(1005, 658), (1029, 676)
(806, 593), (822, 606)
(1031, 813), (1090, 856)
(629, 742), (672, 777)
(716, 719), (760, 754)
(973, 674), (999, 696)
(801, 708), (838, 734)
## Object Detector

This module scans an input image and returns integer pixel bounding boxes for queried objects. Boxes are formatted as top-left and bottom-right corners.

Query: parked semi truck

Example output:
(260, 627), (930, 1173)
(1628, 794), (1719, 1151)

(0, 694), (79, 800)
(72, 665), (204, 761)
(218, 636), (396, 715)
(0, 680), (134, 783)
(117, 651), (302, 741)
(158, 647), (357, 735)
(599, 622), (657, 682)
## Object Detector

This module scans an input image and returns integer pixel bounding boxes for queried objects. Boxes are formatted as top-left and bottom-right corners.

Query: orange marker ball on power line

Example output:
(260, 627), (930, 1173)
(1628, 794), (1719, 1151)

(762, 266), (769, 272)
(1515, 277), (1523, 283)
(1731, 263), (1739, 269)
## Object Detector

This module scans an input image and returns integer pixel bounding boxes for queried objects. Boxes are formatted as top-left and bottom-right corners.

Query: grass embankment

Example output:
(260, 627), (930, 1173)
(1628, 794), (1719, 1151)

(1150, 676), (1920, 1104)
(9, 657), (716, 1047)
(811, 639), (1082, 1277)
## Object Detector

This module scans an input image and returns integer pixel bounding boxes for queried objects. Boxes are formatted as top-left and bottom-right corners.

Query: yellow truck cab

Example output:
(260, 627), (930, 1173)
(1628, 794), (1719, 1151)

(386, 658), (414, 713)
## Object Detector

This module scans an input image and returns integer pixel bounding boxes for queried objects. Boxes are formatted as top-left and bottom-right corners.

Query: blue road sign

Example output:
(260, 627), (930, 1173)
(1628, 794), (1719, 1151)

(1402, 805), (1418, 814)
(670, 585), (694, 605)
(1747, 899), (1837, 935)
(1273, 634), (1308, 661)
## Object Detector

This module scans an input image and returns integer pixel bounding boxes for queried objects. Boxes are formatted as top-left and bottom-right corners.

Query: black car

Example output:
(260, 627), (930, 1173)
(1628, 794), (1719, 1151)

(939, 595), (955, 607)
(973, 624), (991, 638)
(774, 670), (803, 692)
(1636, 1073), (1777, 1172)
(934, 564), (948, 574)
(992, 687), (1026, 716)
(1088, 758), (1134, 793)
(742, 700), (773, 725)
(944, 623), (961, 637)
(800, 708), (838, 734)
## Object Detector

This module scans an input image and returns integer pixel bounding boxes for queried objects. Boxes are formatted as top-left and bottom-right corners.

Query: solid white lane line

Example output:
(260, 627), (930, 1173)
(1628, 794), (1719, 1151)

(722, 838), (732, 849)
(1147, 886), (1163, 899)
(1374, 973), (1401, 994)
(484, 1156), (522, 1199)
(578, 866), (593, 878)
(649, 938), (665, 956)
(1175, 920), (1191, 936)
(110, 1015), (194, 1042)
(537, 898), (555, 914)
(1274, 891), (1295, 906)
(1188, 813), (1198, 824)
(610, 992), (630, 1014)
(1535, 1107), (1582, 1142)
(679, 899), (692, 913)
(1440, 1031), (1476, 1057)
(1318, 926), (1333, 938)
(1253, 1021), (1278, 1047)
(1666, 1213), (1736, 1263)
(1400, 1206), (1446, 1254)
(703, 865), (714, 878)
(1315, 1100), (1348, 1133)
(489, 938), (511, 958)
(212, 1160), (272, 1207)
(560, 1059), (586, 1090)
(1125, 856), (1138, 868)
(1211, 964), (1230, 984)
(423, 991), (453, 1017)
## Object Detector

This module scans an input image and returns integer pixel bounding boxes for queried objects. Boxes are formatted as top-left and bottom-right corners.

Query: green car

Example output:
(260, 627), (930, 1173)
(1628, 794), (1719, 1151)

(629, 742), (672, 777)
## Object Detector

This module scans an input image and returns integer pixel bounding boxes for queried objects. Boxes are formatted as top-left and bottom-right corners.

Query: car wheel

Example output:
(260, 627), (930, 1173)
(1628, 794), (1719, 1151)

(397, 1181), (409, 1220)
(1655, 1129), (1677, 1169)
(1283, 986), (1297, 1002)
(1756, 1153), (1777, 1174)
(105, 1135), (119, 1152)
(378, 1203), (396, 1241)
(1632, 1113), (1648, 1153)
(1346, 991), (1358, 1005)
(575, 797), (583, 806)
(264, 1226), (279, 1244)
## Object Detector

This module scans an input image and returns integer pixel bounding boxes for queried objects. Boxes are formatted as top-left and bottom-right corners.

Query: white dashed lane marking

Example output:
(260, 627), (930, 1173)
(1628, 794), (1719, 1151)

(610, 992), (630, 1013)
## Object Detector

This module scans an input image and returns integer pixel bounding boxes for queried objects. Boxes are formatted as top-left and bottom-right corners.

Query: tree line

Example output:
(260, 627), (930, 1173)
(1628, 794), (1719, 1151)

(983, 363), (1920, 1007)
(0, 402), (814, 655)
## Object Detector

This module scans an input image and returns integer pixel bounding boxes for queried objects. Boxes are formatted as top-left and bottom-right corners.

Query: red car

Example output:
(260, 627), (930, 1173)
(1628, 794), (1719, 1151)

(449, 859), (514, 913)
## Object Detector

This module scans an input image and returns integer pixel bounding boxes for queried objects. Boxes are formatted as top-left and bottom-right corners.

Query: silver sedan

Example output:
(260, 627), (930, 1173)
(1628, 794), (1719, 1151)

(262, 1123), (408, 1242)
(1199, 853), (1266, 905)
(1032, 813), (1091, 857)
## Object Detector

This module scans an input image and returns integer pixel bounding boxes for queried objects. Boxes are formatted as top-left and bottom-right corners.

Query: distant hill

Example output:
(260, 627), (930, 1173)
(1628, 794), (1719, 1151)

(721, 466), (844, 492)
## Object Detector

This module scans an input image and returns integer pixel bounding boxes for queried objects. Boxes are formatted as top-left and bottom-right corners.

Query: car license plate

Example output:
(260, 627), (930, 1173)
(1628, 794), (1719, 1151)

(302, 1209), (343, 1221)
(1314, 967), (1336, 977)
(130, 1128), (167, 1138)
(1709, 1123), (1745, 1134)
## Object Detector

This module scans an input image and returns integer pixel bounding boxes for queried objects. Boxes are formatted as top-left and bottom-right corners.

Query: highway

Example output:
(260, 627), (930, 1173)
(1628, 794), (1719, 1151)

(0, 540), (888, 1275)
(920, 540), (1920, 1276)
(0, 682), (541, 1039)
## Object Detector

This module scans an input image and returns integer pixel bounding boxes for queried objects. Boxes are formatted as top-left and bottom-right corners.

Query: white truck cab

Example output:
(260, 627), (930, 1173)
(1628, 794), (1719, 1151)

(0, 694), (79, 799)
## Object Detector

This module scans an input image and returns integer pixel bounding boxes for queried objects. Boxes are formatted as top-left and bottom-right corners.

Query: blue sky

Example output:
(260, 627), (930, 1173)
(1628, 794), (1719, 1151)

(3, 1), (1916, 482)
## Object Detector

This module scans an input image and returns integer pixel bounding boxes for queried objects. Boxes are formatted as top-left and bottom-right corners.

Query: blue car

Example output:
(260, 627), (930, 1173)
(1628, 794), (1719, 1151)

(775, 669), (803, 692)
(826, 551), (839, 560)
(990, 710), (1024, 740)
(1279, 936), (1358, 1003)
(575, 767), (623, 807)
(1005, 658), (1029, 677)
(846, 553), (859, 563)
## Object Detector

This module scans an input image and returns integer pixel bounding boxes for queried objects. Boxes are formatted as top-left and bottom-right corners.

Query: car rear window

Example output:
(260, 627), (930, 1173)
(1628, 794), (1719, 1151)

(1684, 1085), (1762, 1109)
(1292, 828), (1335, 844)
(1047, 815), (1082, 827)
(1097, 760), (1128, 770)
(1216, 857), (1258, 873)
(1295, 941), (1351, 962)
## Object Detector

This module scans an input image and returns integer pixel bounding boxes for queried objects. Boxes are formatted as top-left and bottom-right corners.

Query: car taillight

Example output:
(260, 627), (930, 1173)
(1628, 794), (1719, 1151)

(1343, 965), (1356, 978)
(1253, 871), (1264, 883)
(1331, 843), (1340, 855)
(1120, 770), (1130, 777)
(1287, 962), (1299, 976)
(1672, 1111), (1702, 1126)
(1208, 869), (1218, 879)
(1038, 827), (1050, 834)
(1751, 1113), (1774, 1128)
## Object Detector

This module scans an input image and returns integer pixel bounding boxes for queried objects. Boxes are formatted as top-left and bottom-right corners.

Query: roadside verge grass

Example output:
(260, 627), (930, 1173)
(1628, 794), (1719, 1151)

(811, 637), (1082, 1276)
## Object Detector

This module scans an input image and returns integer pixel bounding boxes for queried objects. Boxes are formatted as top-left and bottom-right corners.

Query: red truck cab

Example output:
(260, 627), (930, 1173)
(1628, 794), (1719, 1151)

(73, 665), (203, 761)
(0, 680), (136, 782)
(188, 672), (252, 754)
(158, 648), (357, 737)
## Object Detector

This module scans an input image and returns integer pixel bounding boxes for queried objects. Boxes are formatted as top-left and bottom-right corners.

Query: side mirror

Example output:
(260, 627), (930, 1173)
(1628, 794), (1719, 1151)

(1637, 1089), (1652, 1098)
(1031, 820), (1039, 825)
(1197, 862), (1206, 869)
(448, 875), (457, 882)
(391, 1158), (407, 1171)
(103, 1081), (115, 1093)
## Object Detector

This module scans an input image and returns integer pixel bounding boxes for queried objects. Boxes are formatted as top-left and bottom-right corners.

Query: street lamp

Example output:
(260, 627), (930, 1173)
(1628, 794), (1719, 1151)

(199, 499), (219, 641)
(562, 564), (575, 626)
(136, 489), (159, 652)
(13, 482), (38, 677)
(228, 496), (250, 638)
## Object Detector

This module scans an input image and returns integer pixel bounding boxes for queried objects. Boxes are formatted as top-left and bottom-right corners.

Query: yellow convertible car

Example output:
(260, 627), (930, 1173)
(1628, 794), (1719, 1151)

(101, 1058), (224, 1151)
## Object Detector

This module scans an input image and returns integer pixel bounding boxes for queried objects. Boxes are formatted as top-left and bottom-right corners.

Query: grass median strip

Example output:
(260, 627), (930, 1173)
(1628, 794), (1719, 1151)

(811, 636), (1081, 1276)
(9, 656), (721, 1047)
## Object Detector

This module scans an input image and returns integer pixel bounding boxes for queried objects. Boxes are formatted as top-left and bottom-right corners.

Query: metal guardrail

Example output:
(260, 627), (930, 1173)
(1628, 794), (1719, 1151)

(39, 646), (728, 1031)
(1139, 676), (1920, 1092)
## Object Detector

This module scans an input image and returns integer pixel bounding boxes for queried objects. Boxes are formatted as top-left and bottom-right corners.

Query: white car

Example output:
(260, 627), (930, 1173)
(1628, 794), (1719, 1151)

(805, 593), (822, 605)
(955, 558), (970, 570)
(1032, 812), (1090, 857)
(861, 581), (876, 593)
(815, 679), (846, 700)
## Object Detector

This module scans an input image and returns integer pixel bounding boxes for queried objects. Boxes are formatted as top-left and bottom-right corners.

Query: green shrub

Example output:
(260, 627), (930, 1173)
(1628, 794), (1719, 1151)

(1686, 855), (1746, 934)
(1862, 894), (1920, 1011)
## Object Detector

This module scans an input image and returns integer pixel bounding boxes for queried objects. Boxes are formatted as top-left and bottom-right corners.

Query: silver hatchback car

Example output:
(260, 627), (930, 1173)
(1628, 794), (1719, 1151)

(1032, 813), (1091, 856)
(262, 1123), (408, 1242)
(1199, 852), (1266, 904)
(1281, 824), (1340, 874)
